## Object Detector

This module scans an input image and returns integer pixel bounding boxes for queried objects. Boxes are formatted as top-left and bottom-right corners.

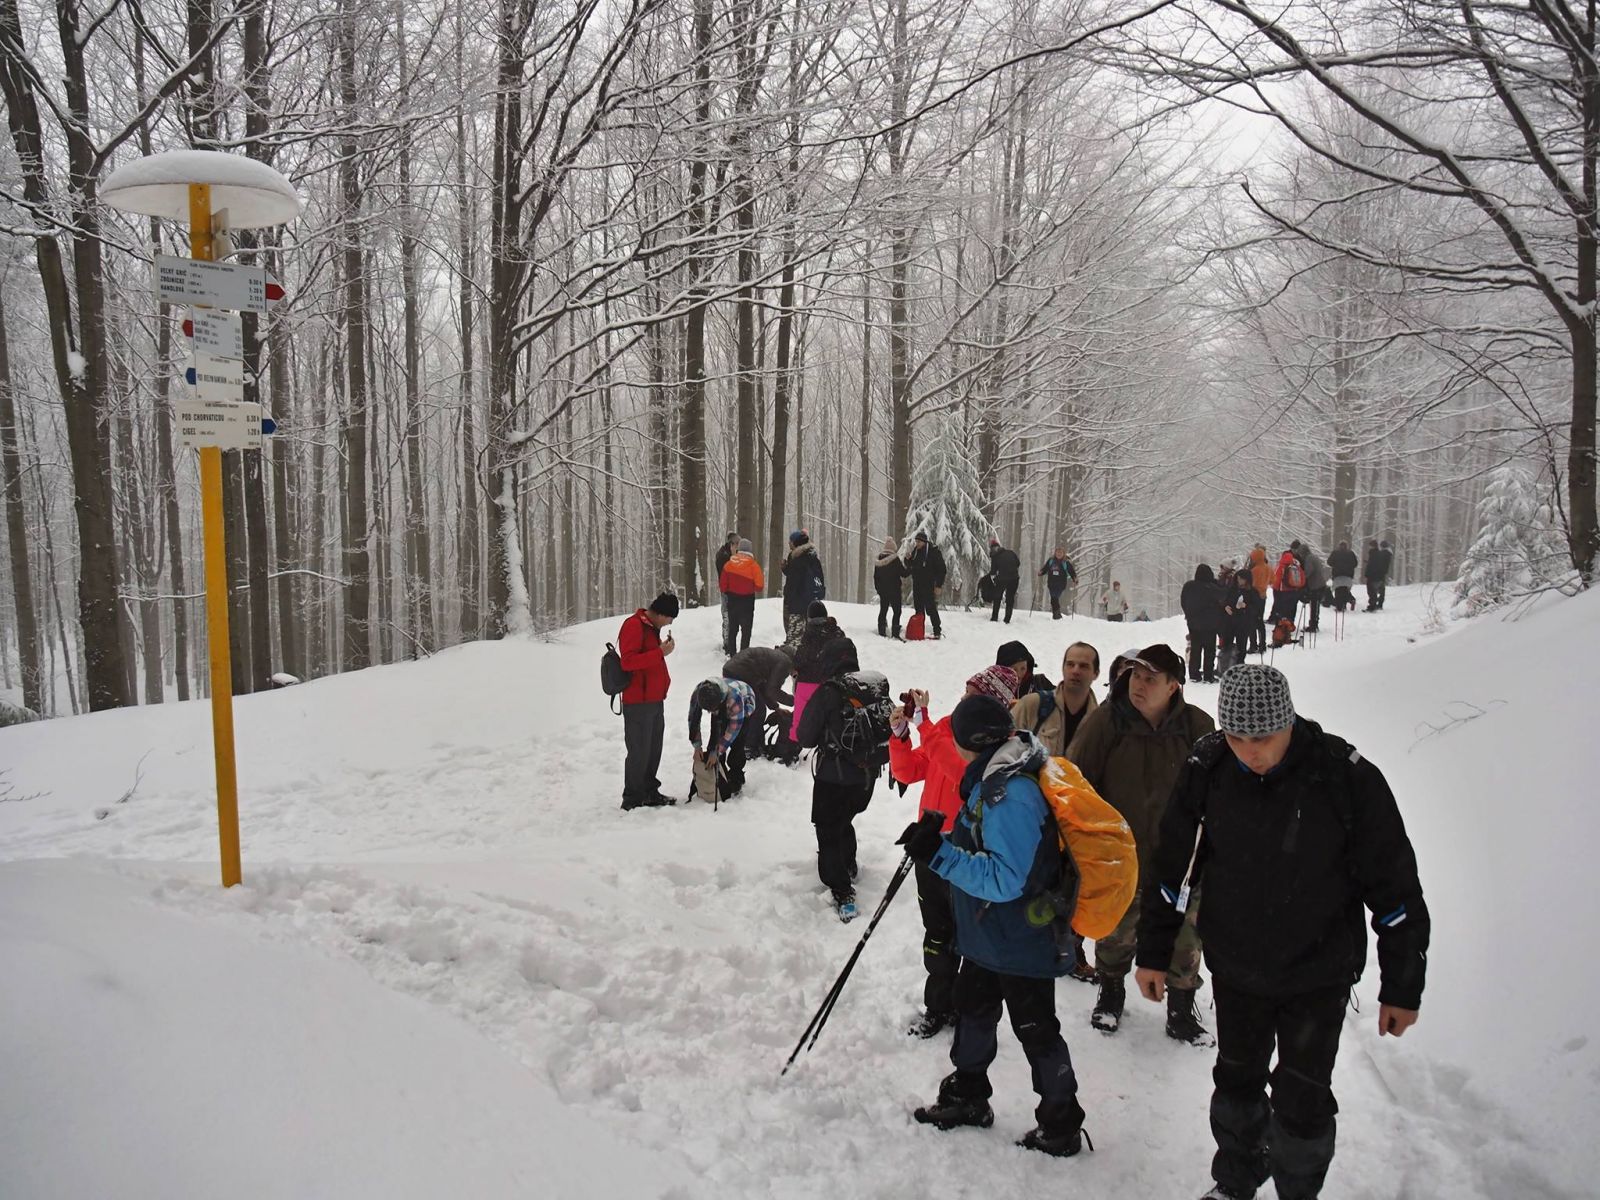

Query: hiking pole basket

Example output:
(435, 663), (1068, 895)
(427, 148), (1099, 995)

(781, 852), (916, 1076)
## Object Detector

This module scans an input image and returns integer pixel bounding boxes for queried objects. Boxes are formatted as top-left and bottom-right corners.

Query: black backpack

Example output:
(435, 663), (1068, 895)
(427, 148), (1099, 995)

(827, 670), (893, 771)
(601, 642), (631, 715)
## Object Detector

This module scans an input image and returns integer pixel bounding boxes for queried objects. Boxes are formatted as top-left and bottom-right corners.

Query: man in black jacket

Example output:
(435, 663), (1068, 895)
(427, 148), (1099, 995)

(794, 637), (877, 922)
(987, 537), (1022, 623)
(1362, 541), (1393, 612)
(722, 645), (794, 760)
(1180, 564), (1225, 682)
(907, 532), (946, 638)
(1135, 665), (1428, 1200)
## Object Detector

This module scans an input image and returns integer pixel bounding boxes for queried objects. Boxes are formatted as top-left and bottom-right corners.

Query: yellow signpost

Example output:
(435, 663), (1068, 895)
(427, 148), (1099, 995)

(103, 151), (298, 886)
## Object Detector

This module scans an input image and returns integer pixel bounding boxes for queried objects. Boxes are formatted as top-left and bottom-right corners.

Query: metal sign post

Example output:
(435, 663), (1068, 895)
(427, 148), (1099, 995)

(103, 149), (298, 888)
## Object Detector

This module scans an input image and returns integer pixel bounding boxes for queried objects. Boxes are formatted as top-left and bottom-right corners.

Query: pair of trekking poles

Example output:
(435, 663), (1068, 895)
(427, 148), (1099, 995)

(780, 811), (941, 1076)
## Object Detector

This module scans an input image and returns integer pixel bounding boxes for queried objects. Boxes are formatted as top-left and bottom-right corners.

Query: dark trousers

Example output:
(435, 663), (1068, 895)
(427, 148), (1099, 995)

(914, 861), (958, 1015)
(1211, 981), (1347, 1200)
(742, 692), (768, 759)
(724, 594), (754, 655)
(990, 580), (1018, 623)
(877, 593), (902, 638)
(1048, 585), (1066, 619)
(1187, 629), (1217, 680)
(622, 701), (665, 804)
(811, 778), (872, 899)
(912, 587), (942, 636)
(1303, 595), (1322, 633)
(1332, 586), (1354, 612)
(1365, 580), (1386, 610)
(948, 961), (1081, 1134)
(1271, 590), (1301, 623)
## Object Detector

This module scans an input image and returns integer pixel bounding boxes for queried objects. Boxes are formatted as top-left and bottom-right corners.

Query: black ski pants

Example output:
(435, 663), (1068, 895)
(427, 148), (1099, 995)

(1210, 980), (1347, 1200)
(621, 701), (665, 805)
(724, 594), (754, 656)
(1365, 579), (1386, 611)
(877, 592), (902, 638)
(912, 584), (942, 636)
(1187, 626), (1218, 681)
(990, 580), (1018, 623)
(811, 778), (872, 899)
(1048, 584), (1067, 619)
(914, 861), (958, 1016)
(948, 961), (1081, 1135)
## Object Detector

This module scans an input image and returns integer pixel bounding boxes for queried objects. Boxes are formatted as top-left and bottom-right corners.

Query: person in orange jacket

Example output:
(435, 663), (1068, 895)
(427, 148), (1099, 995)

(1271, 548), (1305, 622)
(718, 538), (764, 655)
(1247, 545), (1272, 654)
(889, 664), (1020, 1037)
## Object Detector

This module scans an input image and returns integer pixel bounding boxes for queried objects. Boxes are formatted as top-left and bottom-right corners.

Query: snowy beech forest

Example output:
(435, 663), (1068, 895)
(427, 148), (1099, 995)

(0, 0), (1595, 715)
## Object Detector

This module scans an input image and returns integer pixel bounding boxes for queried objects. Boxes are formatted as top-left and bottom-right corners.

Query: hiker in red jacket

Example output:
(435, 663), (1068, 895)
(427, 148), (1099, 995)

(889, 665), (1019, 1037)
(618, 593), (679, 810)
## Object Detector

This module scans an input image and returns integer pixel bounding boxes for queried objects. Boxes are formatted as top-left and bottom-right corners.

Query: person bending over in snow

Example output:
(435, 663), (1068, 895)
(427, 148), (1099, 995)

(687, 677), (756, 800)
(1136, 665), (1428, 1200)
(899, 695), (1089, 1159)
(888, 665), (1021, 1038)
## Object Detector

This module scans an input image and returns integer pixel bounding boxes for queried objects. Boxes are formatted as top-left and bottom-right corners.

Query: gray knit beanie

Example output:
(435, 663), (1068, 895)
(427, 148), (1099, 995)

(1217, 665), (1295, 736)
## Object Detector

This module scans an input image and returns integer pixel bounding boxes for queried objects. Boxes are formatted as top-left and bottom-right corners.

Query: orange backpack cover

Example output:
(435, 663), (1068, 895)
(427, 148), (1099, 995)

(1035, 756), (1138, 939)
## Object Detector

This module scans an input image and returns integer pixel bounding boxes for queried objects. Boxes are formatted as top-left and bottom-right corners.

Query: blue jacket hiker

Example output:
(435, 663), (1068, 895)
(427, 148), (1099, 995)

(899, 696), (1088, 1160)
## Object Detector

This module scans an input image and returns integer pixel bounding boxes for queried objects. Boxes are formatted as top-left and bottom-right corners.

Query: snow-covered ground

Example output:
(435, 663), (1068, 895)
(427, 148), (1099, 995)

(2, 585), (1596, 1198)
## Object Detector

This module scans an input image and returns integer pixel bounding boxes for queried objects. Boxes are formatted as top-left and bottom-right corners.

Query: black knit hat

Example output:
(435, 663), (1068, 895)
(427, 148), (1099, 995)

(649, 592), (680, 618)
(807, 600), (828, 621)
(995, 640), (1034, 672)
(949, 694), (1015, 752)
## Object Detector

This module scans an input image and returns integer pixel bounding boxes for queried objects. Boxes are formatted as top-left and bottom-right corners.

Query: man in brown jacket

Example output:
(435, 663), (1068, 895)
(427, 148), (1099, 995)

(1065, 643), (1216, 1043)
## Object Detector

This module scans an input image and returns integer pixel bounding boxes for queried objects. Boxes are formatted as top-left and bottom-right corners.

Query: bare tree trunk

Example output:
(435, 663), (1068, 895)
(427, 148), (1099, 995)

(856, 268), (872, 602)
(338, 0), (372, 668)
(0, 0), (129, 710)
(679, 0), (715, 605)
(0, 292), (42, 711)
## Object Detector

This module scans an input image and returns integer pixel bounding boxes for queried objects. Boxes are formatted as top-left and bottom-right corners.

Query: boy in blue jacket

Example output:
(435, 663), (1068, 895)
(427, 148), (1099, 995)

(898, 694), (1088, 1158)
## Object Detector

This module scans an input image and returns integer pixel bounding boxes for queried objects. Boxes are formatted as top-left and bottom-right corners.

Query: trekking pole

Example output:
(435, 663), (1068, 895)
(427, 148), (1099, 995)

(781, 853), (916, 1076)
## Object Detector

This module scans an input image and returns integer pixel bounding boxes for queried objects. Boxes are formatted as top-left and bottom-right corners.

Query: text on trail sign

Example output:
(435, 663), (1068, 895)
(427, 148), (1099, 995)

(184, 309), (244, 360)
(155, 255), (283, 312)
(176, 398), (265, 451)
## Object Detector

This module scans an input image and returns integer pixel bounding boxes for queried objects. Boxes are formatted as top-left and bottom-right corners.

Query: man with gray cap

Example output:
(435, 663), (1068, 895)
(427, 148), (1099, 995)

(1135, 665), (1429, 1200)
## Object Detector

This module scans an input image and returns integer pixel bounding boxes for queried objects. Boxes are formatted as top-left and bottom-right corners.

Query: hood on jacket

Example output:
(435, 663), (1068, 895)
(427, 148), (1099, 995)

(1193, 564), (1215, 582)
(961, 731), (1051, 798)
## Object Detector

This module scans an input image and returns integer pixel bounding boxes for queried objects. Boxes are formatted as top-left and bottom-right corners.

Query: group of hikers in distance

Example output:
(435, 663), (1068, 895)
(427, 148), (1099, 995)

(1179, 539), (1396, 684)
(603, 542), (1428, 1200)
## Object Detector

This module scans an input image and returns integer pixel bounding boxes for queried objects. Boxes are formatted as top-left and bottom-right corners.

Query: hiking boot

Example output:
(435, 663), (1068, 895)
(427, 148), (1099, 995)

(833, 890), (858, 923)
(913, 1075), (994, 1131)
(1067, 959), (1098, 984)
(1166, 987), (1215, 1047)
(1018, 1125), (1093, 1158)
(1091, 975), (1125, 1033)
(1198, 1186), (1255, 1200)
(906, 1010), (955, 1038)
(645, 793), (677, 807)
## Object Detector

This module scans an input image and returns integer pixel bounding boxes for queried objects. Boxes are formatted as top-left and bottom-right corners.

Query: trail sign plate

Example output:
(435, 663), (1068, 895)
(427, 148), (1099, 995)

(187, 309), (244, 360)
(155, 255), (282, 312)
(176, 398), (261, 450)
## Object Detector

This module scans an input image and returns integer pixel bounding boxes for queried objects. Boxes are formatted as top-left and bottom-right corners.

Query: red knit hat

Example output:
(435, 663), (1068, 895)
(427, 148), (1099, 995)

(965, 665), (1020, 706)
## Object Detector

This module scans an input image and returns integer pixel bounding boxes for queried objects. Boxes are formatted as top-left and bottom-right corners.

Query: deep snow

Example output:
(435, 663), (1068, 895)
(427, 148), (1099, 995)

(2, 585), (1597, 1198)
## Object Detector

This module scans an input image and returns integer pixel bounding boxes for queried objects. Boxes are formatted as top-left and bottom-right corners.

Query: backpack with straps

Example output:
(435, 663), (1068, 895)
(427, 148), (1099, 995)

(600, 642), (631, 715)
(1030, 688), (1057, 733)
(826, 671), (893, 771)
(1282, 560), (1306, 590)
(1032, 756), (1139, 939)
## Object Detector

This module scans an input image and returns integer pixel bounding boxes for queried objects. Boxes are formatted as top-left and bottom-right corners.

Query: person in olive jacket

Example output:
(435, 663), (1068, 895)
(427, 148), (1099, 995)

(874, 537), (908, 638)
(1065, 643), (1215, 1042)
(1136, 665), (1427, 1200)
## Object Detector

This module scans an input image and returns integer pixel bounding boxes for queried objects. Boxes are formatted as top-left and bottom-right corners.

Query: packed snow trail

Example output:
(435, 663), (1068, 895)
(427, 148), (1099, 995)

(2, 585), (1595, 1197)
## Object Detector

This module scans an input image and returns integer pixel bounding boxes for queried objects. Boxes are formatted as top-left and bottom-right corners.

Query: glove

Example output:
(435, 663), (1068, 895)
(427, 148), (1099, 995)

(896, 812), (945, 866)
